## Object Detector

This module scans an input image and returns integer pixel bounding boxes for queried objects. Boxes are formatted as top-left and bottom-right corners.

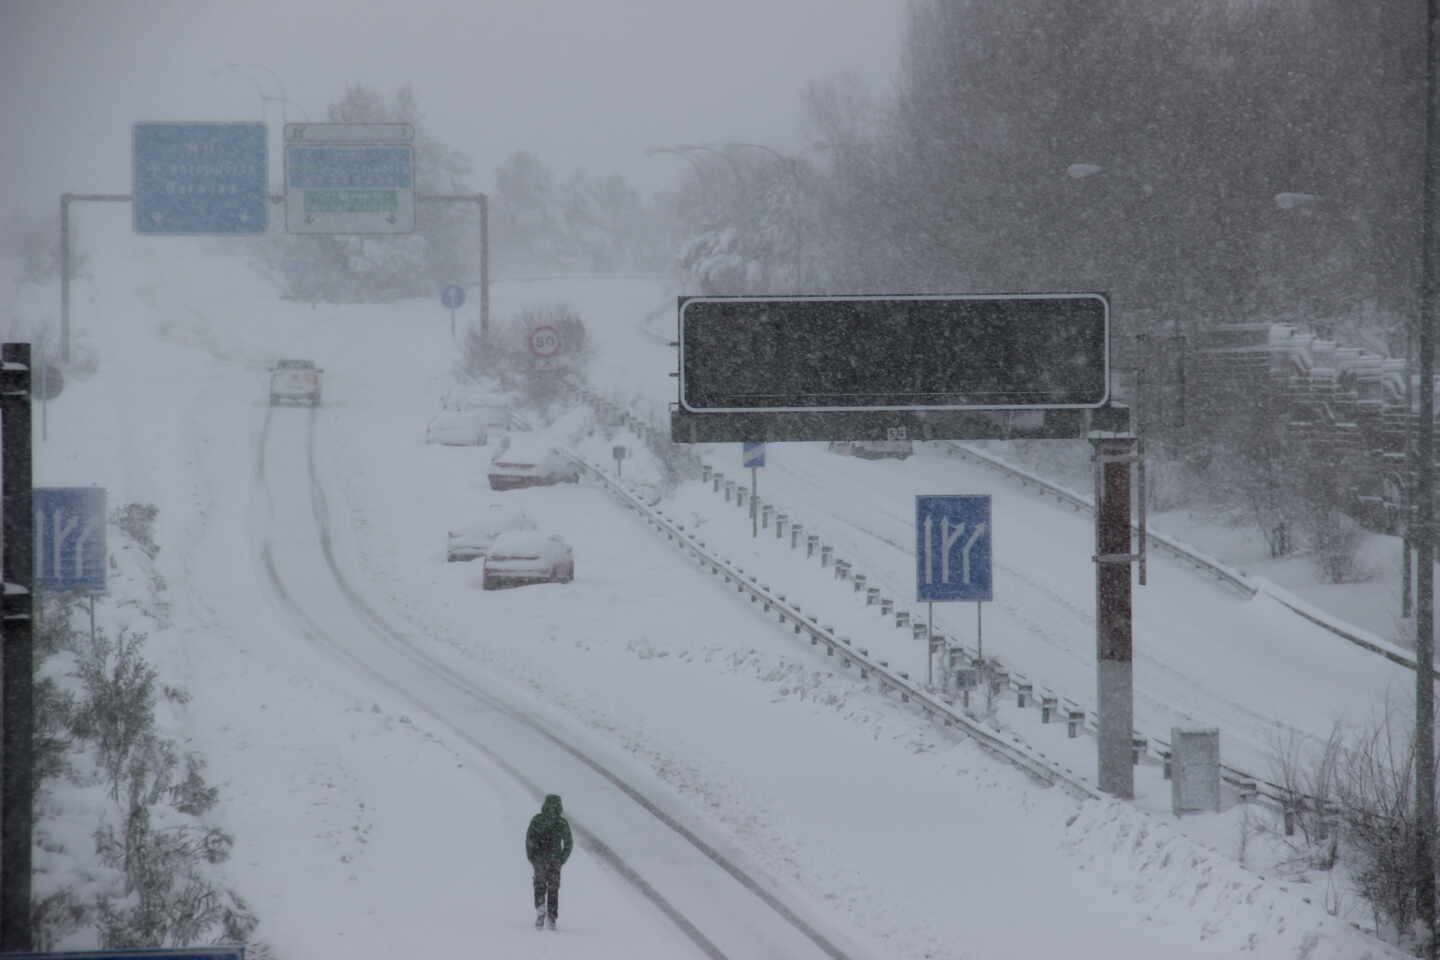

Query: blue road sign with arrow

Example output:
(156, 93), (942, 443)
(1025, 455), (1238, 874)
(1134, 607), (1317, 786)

(915, 494), (992, 602)
(133, 122), (268, 235)
(742, 441), (766, 468)
(34, 487), (107, 593)
(441, 284), (466, 310)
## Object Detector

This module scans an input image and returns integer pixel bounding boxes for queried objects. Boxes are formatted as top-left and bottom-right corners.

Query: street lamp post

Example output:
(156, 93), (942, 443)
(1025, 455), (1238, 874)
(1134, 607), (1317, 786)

(215, 63), (309, 194)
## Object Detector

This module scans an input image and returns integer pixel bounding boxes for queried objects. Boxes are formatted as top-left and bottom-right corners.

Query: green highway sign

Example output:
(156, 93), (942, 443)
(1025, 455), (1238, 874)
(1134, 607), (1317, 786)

(284, 135), (414, 235)
(304, 190), (399, 213)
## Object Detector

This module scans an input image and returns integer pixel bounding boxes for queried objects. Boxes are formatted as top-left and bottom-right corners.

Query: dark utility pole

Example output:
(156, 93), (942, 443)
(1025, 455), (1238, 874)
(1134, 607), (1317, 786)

(1093, 433), (1137, 799)
(1416, 0), (1440, 948)
(0, 343), (34, 951)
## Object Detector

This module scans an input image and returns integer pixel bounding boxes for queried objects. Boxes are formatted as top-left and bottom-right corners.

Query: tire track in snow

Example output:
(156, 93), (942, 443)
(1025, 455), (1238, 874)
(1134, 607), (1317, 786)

(254, 403), (859, 960)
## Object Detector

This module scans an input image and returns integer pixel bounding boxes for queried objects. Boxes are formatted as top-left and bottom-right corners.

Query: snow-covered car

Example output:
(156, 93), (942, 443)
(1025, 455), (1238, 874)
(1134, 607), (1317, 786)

(446, 504), (537, 562)
(481, 531), (574, 589)
(487, 442), (581, 491)
(269, 359), (323, 406)
(425, 410), (491, 446)
(442, 385), (508, 415)
(827, 439), (913, 460)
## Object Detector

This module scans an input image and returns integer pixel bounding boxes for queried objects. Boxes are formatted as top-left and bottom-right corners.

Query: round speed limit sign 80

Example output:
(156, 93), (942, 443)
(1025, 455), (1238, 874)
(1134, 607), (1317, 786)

(528, 325), (562, 358)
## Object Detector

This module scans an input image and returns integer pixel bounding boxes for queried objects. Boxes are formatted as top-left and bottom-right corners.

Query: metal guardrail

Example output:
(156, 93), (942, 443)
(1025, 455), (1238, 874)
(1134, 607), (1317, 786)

(940, 441), (1258, 597)
(941, 441), (1440, 682)
(557, 383), (1318, 814)
(568, 448), (1102, 799)
(554, 389), (1102, 798)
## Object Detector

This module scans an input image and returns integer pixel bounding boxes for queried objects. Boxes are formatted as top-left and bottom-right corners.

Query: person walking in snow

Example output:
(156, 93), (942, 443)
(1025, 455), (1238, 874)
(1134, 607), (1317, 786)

(526, 793), (574, 930)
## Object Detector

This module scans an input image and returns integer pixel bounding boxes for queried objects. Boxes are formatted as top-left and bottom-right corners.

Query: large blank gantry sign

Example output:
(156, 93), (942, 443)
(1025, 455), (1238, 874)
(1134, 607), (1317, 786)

(670, 294), (1123, 443)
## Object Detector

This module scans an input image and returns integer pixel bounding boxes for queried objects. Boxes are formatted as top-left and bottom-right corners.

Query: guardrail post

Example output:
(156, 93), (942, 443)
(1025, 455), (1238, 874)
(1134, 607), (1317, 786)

(835, 559), (850, 580)
(895, 610), (910, 627)
(1017, 682), (1033, 708)
(1131, 735), (1147, 766)
(736, 487), (747, 509)
(724, 480), (735, 502)
(946, 642), (967, 675)
(761, 504), (773, 529)
(820, 544), (833, 566)
(1068, 710), (1085, 738)
(713, 472), (723, 493)
(1042, 696), (1057, 723)
(791, 523), (802, 549)
(806, 533), (818, 557)
(865, 587), (880, 605)
(911, 622), (927, 642)
(853, 572), (867, 593)
(879, 597), (893, 615)
(990, 665), (1009, 696)
(953, 666), (976, 707)
(1161, 748), (1172, 780)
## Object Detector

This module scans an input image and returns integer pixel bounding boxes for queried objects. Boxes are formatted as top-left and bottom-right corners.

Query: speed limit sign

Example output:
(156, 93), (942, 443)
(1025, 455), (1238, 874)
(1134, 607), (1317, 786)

(528, 325), (562, 358)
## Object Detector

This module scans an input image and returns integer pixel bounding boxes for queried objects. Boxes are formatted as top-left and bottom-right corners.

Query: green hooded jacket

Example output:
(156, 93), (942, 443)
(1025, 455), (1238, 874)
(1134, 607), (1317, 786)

(526, 794), (573, 867)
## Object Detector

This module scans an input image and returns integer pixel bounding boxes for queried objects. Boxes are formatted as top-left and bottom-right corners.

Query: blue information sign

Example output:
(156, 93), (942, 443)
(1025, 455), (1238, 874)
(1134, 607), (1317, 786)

(916, 495), (992, 602)
(133, 123), (268, 235)
(441, 284), (466, 310)
(742, 441), (766, 468)
(35, 487), (107, 593)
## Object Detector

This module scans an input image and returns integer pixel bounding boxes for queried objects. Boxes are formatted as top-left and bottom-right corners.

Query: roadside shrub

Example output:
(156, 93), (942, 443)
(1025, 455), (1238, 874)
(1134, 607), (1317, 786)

(1307, 508), (1369, 584)
(69, 628), (158, 804)
(110, 503), (160, 560)
(1285, 703), (1440, 950)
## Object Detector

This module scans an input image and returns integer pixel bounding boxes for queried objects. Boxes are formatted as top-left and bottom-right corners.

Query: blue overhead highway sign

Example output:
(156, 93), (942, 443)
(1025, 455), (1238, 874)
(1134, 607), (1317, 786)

(133, 122), (268, 235)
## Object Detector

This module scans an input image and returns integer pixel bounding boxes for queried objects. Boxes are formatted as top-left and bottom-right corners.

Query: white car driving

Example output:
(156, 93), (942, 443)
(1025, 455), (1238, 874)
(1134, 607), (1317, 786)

(269, 359), (323, 406)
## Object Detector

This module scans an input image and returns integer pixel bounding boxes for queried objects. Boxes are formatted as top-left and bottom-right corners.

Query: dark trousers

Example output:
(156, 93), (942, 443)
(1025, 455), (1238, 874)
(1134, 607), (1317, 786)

(532, 861), (562, 920)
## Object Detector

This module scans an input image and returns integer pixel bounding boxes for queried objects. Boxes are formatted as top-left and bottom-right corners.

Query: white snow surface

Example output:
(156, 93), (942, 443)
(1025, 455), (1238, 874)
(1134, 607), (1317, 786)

(12, 210), (1409, 959)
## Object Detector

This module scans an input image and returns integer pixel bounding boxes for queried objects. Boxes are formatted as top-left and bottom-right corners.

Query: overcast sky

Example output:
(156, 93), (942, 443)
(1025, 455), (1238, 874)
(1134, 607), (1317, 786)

(1, 0), (903, 219)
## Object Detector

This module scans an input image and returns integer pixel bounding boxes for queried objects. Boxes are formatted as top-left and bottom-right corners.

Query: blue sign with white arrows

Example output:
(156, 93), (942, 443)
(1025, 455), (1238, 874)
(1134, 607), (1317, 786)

(133, 122), (268, 235)
(34, 487), (107, 593)
(441, 284), (466, 310)
(916, 495), (992, 602)
(742, 441), (766, 468)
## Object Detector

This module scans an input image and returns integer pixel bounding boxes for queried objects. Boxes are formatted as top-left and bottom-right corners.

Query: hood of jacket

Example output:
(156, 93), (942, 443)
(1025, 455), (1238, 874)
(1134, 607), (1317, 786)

(541, 794), (563, 818)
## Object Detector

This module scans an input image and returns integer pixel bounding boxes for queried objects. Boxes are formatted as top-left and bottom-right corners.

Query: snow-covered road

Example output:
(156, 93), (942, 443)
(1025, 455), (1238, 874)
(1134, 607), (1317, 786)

(255, 399), (860, 959)
(18, 213), (1406, 958)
